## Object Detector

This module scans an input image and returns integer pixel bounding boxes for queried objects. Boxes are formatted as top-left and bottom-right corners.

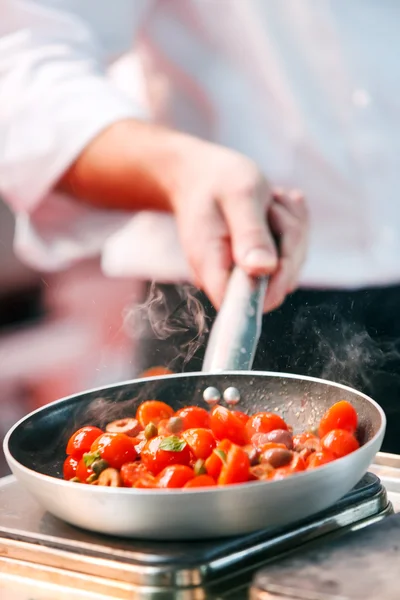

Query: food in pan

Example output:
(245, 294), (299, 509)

(63, 399), (360, 488)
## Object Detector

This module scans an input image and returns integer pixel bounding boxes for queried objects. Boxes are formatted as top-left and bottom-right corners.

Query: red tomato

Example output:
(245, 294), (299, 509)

(258, 442), (288, 453)
(139, 366), (174, 378)
(156, 465), (195, 488)
(321, 429), (359, 458)
(63, 456), (78, 480)
(210, 406), (247, 445)
(319, 401), (358, 438)
(292, 433), (322, 453)
(120, 462), (149, 487)
(141, 435), (192, 475)
(249, 463), (275, 481)
(136, 400), (174, 428)
(271, 454), (306, 480)
(134, 473), (157, 488)
(233, 411), (250, 426)
(218, 444), (250, 485)
(66, 426), (103, 458)
(204, 439), (232, 479)
(175, 406), (210, 430)
(181, 428), (216, 460)
(184, 475), (216, 488)
(245, 412), (288, 442)
(76, 458), (93, 483)
(91, 433), (138, 469)
(307, 451), (335, 469)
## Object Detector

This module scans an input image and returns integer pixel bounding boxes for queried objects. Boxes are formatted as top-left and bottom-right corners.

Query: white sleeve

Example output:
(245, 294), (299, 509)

(0, 0), (145, 214)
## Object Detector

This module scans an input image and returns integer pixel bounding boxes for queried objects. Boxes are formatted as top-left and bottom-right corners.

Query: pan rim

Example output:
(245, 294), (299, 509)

(3, 370), (386, 497)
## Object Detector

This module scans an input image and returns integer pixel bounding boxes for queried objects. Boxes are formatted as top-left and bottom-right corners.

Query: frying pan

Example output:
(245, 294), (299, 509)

(4, 269), (385, 540)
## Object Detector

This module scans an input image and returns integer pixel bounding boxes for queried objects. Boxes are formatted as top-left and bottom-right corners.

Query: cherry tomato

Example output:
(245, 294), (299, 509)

(120, 462), (149, 487)
(91, 433), (138, 469)
(66, 426), (103, 458)
(184, 475), (216, 488)
(250, 463), (275, 481)
(218, 444), (250, 485)
(319, 401), (358, 438)
(258, 442), (288, 453)
(136, 400), (174, 428)
(292, 431), (320, 451)
(141, 435), (192, 475)
(321, 429), (360, 458)
(156, 465), (195, 488)
(307, 450), (335, 469)
(245, 412), (288, 442)
(271, 454), (306, 480)
(181, 428), (216, 460)
(210, 406), (247, 445)
(76, 458), (94, 483)
(205, 439), (232, 479)
(233, 411), (250, 426)
(293, 433), (322, 454)
(175, 406), (210, 430)
(139, 366), (174, 378)
(63, 456), (78, 480)
(134, 473), (157, 488)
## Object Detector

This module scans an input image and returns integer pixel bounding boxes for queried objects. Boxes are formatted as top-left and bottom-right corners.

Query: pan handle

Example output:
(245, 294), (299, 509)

(202, 267), (268, 372)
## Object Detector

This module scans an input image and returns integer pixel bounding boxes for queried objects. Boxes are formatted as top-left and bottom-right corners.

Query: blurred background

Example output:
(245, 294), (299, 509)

(0, 198), (141, 476)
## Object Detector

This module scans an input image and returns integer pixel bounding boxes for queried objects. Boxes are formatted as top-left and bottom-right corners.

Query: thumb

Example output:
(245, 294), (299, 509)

(220, 193), (278, 276)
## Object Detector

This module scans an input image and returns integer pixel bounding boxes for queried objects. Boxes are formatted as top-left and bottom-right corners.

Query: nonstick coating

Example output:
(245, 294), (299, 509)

(4, 371), (385, 539)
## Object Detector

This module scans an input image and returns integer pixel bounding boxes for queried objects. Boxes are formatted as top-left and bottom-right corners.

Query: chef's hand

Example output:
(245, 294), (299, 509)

(58, 120), (308, 310)
(171, 142), (308, 311)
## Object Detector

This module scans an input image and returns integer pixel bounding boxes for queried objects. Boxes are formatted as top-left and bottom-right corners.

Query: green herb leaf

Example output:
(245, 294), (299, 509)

(159, 436), (187, 452)
(83, 451), (101, 467)
(214, 449), (227, 465)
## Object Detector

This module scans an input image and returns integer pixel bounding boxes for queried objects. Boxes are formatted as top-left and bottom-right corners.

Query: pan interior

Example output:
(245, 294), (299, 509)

(7, 373), (383, 480)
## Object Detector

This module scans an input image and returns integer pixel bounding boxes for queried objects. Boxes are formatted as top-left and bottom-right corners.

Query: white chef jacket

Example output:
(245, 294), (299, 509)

(1, 0), (399, 289)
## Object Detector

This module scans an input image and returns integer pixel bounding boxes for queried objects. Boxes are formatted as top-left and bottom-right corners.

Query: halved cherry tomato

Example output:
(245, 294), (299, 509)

(321, 429), (359, 458)
(218, 444), (250, 485)
(175, 406), (210, 430)
(156, 465), (195, 488)
(307, 450), (335, 469)
(136, 400), (174, 428)
(210, 406), (247, 445)
(184, 475), (216, 488)
(134, 473), (157, 488)
(63, 456), (79, 480)
(292, 432), (321, 453)
(245, 412), (288, 442)
(271, 454), (306, 480)
(141, 435), (192, 475)
(319, 401), (358, 438)
(120, 462), (149, 487)
(250, 463), (274, 481)
(259, 441), (288, 452)
(139, 366), (174, 378)
(76, 458), (94, 483)
(66, 426), (103, 458)
(205, 439), (232, 479)
(91, 433), (138, 469)
(181, 428), (216, 460)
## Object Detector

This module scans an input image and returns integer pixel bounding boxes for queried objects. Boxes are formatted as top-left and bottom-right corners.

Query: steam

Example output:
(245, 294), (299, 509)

(292, 303), (400, 391)
(123, 283), (210, 371)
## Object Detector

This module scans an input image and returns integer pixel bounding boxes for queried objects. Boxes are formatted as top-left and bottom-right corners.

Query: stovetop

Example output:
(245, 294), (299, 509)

(0, 473), (392, 599)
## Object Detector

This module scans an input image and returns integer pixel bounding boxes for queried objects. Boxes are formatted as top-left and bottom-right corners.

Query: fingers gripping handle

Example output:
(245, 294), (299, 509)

(202, 267), (268, 372)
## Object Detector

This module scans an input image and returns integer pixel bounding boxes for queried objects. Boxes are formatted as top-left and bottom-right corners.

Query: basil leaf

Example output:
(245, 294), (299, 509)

(214, 449), (227, 464)
(83, 451), (101, 467)
(159, 436), (187, 452)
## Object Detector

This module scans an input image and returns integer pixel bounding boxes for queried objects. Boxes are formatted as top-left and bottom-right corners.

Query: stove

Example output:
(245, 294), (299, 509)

(0, 473), (392, 599)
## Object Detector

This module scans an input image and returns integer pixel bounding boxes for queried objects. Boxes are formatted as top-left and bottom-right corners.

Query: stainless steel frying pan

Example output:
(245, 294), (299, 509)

(3, 269), (386, 540)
